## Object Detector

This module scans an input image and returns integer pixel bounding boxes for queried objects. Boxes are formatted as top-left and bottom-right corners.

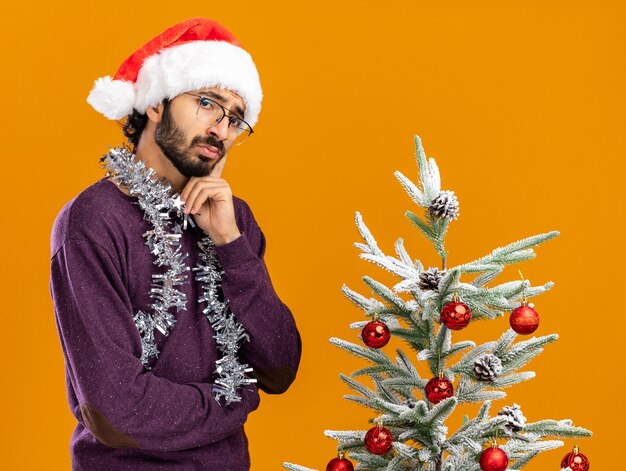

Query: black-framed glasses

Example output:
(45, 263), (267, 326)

(185, 93), (254, 146)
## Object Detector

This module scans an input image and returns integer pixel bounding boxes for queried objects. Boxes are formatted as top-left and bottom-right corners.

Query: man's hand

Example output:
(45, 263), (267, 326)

(180, 155), (241, 246)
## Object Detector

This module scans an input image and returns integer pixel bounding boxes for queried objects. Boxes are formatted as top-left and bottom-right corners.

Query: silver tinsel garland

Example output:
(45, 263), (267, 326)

(100, 145), (255, 406)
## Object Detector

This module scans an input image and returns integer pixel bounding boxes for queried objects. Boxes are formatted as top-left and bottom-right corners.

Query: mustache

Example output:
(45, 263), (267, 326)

(190, 136), (225, 155)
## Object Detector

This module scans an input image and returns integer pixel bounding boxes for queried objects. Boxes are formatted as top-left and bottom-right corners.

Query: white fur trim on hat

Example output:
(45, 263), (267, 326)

(87, 76), (136, 120)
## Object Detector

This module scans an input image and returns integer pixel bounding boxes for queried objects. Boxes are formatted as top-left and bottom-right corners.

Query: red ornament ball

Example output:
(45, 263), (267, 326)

(479, 446), (508, 471)
(361, 320), (391, 348)
(509, 304), (539, 335)
(440, 300), (472, 330)
(425, 376), (454, 404)
(561, 447), (590, 471)
(326, 456), (355, 471)
(364, 425), (393, 455)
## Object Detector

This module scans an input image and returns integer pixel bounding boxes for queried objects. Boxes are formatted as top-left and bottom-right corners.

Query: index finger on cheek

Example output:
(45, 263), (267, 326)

(210, 155), (227, 177)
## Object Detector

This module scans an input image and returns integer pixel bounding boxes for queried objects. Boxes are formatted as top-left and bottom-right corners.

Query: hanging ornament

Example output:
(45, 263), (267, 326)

(479, 441), (508, 471)
(361, 314), (391, 348)
(510, 271), (540, 335)
(440, 292), (472, 330)
(425, 373), (454, 404)
(326, 452), (354, 471)
(509, 301), (539, 335)
(364, 418), (393, 455)
(561, 445), (590, 471)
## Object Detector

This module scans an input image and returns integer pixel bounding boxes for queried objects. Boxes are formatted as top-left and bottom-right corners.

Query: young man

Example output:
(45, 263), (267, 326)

(49, 18), (302, 470)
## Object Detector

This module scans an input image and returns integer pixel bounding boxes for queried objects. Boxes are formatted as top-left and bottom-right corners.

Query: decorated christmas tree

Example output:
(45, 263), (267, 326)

(283, 136), (591, 471)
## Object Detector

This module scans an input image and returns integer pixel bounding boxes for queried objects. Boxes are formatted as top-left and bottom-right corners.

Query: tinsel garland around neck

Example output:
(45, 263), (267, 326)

(100, 145), (256, 406)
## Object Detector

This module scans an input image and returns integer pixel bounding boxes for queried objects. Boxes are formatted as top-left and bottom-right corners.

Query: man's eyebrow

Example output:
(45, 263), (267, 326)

(198, 90), (245, 119)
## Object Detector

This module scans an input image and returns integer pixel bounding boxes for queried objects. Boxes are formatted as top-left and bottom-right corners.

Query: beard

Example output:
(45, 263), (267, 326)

(154, 101), (225, 178)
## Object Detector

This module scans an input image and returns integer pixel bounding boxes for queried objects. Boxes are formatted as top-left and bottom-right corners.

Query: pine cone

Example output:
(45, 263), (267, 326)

(498, 403), (527, 434)
(418, 267), (446, 291)
(473, 354), (502, 381)
(428, 190), (460, 220)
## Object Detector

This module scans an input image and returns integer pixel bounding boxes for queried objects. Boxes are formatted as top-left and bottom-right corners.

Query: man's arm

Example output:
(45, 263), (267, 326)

(50, 237), (260, 452)
(213, 203), (302, 395)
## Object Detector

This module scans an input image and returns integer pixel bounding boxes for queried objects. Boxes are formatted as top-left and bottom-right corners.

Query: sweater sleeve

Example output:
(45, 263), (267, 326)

(213, 205), (302, 395)
(49, 237), (260, 452)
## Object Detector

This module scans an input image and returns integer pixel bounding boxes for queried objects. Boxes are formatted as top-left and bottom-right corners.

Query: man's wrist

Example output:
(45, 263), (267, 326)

(212, 230), (242, 247)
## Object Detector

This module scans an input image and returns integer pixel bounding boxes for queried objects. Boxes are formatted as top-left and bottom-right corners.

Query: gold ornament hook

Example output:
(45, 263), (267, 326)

(518, 270), (528, 305)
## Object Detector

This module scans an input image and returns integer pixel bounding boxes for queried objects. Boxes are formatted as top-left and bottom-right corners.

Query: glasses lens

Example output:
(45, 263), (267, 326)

(232, 124), (252, 146)
(195, 99), (223, 127)
(194, 96), (253, 146)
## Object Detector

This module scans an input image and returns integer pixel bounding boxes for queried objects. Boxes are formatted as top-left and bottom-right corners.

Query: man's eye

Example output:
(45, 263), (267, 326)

(199, 98), (213, 108)
(228, 116), (243, 127)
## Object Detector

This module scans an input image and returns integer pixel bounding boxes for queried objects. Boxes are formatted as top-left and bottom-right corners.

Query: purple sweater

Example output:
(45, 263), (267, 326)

(49, 177), (302, 470)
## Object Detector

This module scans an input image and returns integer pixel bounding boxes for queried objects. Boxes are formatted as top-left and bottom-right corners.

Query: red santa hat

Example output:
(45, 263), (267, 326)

(87, 18), (262, 128)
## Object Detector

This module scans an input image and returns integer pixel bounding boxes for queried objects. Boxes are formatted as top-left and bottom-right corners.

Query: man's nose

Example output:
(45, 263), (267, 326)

(208, 116), (230, 141)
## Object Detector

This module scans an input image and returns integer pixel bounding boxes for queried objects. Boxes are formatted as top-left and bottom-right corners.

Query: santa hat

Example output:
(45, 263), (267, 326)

(87, 18), (262, 128)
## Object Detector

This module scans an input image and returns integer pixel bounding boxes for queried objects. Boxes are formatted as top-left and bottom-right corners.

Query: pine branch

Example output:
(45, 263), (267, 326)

(455, 231), (560, 273)
(354, 211), (423, 282)
(340, 373), (378, 400)
(343, 394), (377, 409)
(396, 348), (423, 380)
(406, 210), (437, 240)
(449, 340), (498, 375)
(394, 237), (414, 267)
(329, 337), (394, 366)
(490, 371), (536, 389)
(389, 326), (428, 352)
(492, 329), (517, 357)
(500, 334), (559, 374)
(282, 463), (319, 471)
(523, 419), (592, 438)
(394, 170), (429, 208)
(471, 268), (503, 287)
(341, 283), (386, 313)
(345, 452), (389, 469)
(324, 430), (365, 441)
(425, 397), (458, 427)
(353, 365), (400, 377)
(509, 450), (539, 469)
(362, 276), (417, 319)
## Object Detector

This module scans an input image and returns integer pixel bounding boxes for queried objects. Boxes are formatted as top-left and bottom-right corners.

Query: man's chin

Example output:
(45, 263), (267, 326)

(187, 166), (212, 178)
(188, 153), (213, 177)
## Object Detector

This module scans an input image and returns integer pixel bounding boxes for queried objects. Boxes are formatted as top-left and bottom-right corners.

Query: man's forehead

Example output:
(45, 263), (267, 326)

(190, 86), (246, 119)
(195, 87), (244, 105)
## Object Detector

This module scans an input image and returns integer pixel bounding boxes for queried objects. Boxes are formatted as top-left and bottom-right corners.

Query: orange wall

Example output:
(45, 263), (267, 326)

(1, 1), (623, 469)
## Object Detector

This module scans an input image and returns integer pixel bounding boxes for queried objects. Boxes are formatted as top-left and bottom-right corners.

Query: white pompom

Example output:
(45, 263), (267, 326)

(86, 76), (136, 120)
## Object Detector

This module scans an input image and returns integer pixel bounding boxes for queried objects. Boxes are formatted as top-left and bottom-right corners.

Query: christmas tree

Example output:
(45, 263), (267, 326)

(283, 136), (591, 471)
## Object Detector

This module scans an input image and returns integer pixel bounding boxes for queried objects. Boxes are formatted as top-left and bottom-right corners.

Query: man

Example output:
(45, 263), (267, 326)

(49, 18), (302, 470)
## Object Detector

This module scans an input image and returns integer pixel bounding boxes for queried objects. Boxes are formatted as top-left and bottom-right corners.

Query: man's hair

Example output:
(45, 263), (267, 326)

(121, 99), (171, 152)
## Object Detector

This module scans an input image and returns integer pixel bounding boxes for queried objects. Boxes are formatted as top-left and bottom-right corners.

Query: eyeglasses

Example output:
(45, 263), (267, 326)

(185, 93), (254, 146)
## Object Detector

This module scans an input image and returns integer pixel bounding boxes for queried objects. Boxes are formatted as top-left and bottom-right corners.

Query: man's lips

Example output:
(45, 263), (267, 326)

(197, 145), (221, 159)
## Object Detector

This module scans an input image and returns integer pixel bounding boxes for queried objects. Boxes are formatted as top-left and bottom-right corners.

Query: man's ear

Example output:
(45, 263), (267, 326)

(146, 102), (164, 124)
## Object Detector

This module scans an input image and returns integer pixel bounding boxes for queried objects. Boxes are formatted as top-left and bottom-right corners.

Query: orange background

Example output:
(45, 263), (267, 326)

(1, 1), (624, 469)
